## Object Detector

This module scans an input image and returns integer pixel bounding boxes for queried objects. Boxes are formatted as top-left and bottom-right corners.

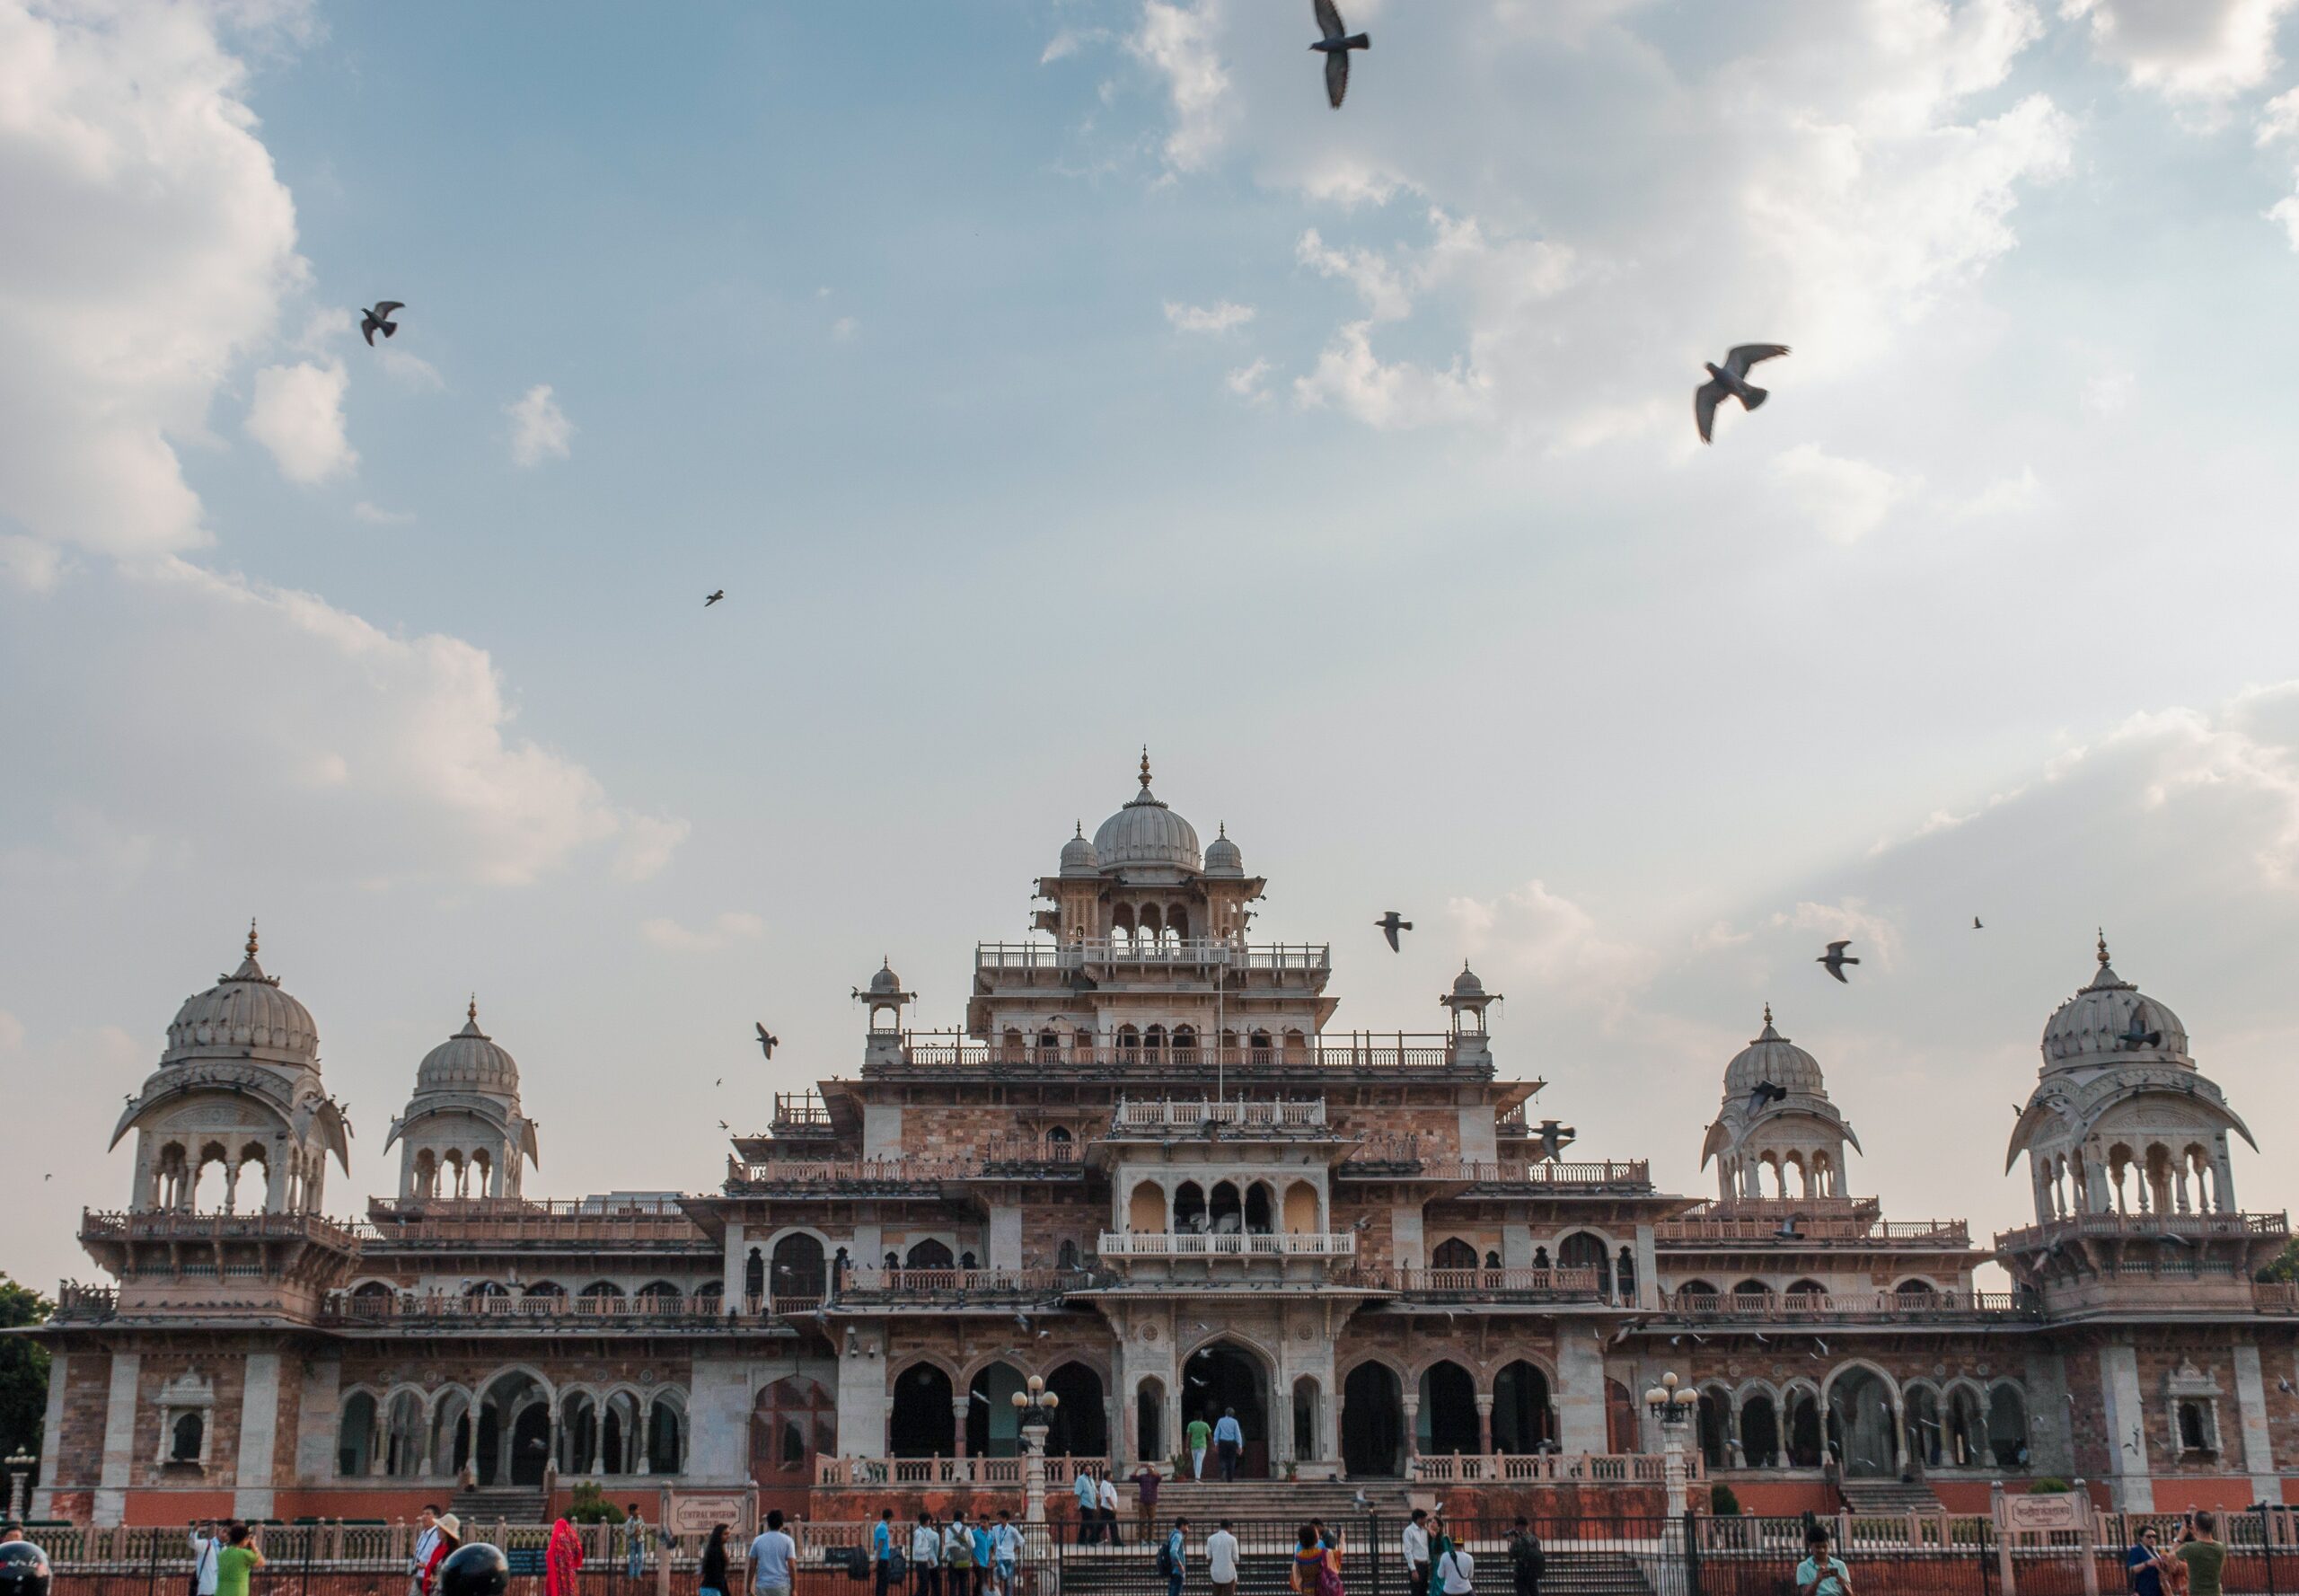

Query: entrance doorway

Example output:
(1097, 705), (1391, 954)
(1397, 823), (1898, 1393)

(1828, 1367), (1901, 1477)
(1342, 1362), (1404, 1477)
(1183, 1342), (1269, 1478)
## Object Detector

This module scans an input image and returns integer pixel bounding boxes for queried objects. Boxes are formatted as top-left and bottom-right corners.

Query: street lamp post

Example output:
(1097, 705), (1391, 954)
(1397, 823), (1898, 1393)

(1643, 1371), (1699, 1518)
(4, 1450), (32, 1521)
(1011, 1377), (1061, 1526)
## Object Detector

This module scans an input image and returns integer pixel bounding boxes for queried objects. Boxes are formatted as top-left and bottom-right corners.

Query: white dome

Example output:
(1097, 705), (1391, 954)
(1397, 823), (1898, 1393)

(1722, 1008), (1826, 1096)
(163, 924), (319, 1069)
(417, 1001), (520, 1093)
(2040, 935), (2189, 1070)
(1060, 824), (1100, 877)
(1451, 964), (1486, 998)
(867, 958), (905, 996)
(1092, 756), (1201, 872)
(1203, 824), (1243, 877)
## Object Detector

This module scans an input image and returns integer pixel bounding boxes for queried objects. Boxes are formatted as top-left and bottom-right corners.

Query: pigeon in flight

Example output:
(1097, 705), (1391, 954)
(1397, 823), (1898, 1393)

(1310, 0), (1370, 109)
(1533, 1119), (1576, 1161)
(2118, 1008), (2162, 1052)
(1817, 940), (1860, 983)
(1375, 911), (1412, 951)
(755, 1022), (779, 1059)
(359, 303), (404, 346)
(1747, 1080), (1790, 1113)
(1695, 344), (1790, 443)
(1973, 916), (1984, 930)
(705, 590), (725, 607)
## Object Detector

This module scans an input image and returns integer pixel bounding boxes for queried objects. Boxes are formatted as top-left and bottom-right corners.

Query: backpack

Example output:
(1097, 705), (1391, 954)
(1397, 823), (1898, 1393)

(885, 1551), (908, 1582)
(947, 1534), (975, 1572)
(1157, 1540), (1176, 1579)
(1511, 1536), (1546, 1581)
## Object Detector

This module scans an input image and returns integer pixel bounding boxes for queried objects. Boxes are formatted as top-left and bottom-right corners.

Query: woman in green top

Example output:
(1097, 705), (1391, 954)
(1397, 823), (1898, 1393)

(216, 1522), (265, 1596)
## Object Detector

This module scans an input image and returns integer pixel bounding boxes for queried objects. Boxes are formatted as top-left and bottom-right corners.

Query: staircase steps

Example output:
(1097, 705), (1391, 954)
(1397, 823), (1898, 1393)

(448, 1485), (549, 1527)
(1838, 1479), (1943, 1514)
(1056, 1544), (1653, 1596)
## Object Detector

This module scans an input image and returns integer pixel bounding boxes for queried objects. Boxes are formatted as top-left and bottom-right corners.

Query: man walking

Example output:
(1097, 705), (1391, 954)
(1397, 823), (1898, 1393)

(1132, 1460), (1163, 1540)
(942, 1511), (975, 1596)
(626, 1505), (648, 1583)
(1212, 1408), (1243, 1484)
(1073, 1468), (1100, 1547)
(873, 1509), (898, 1596)
(1097, 1466), (1124, 1546)
(747, 1509), (797, 1596)
(1158, 1519), (1188, 1596)
(1506, 1519), (1545, 1596)
(1207, 1521), (1239, 1596)
(990, 1512), (1023, 1596)
(1185, 1414), (1212, 1481)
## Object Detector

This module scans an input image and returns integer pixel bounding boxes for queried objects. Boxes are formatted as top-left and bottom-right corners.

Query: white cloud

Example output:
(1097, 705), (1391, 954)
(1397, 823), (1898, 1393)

(375, 346), (445, 391)
(1295, 229), (1414, 322)
(506, 384), (573, 467)
(1225, 357), (1272, 400)
(351, 500), (412, 525)
(1162, 299), (1255, 333)
(613, 815), (691, 883)
(1957, 465), (2046, 518)
(639, 911), (765, 952)
(1445, 879), (1654, 1020)
(1293, 322), (1489, 429)
(1766, 898), (1904, 967)
(1041, 27), (1108, 65)
(1768, 444), (1919, 543)
(1129, 0), (1232, 174)
(0, 535), (64, 594)
(831, 316), (858, 340)
(0, 1008), (22, 1054)
(0, 0), (305, 560)
(2062, 0), (2296, 110)
(245, 359), (357, 483)
(2083, 368), (2137, 412)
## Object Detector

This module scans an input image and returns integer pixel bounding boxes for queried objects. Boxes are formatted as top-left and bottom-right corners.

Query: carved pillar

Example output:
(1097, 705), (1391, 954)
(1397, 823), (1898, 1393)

(1475, 1395), (1494, 1457)
(1402, 1394), (1421, 1461)
(952, 1398), (971, 1460)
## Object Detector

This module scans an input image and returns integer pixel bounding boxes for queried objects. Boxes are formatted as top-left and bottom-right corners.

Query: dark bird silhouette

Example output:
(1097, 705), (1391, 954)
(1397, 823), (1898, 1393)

(359, 303), (403, 345)
(1375, 910), (1412, 951)
(2118, 1007), (2163, 1051)
(717, 1120), (729, 1131)
(1310, 0), (1370, 109)
(1533, 1119), (1576, 1161)
(705, 590), (725, 607)
(1695, 343), (1789, 443)
(1817, 940), (1860, 983)
(755, 1022), (779, 1059)
(1747, 1080), (1790, 1113)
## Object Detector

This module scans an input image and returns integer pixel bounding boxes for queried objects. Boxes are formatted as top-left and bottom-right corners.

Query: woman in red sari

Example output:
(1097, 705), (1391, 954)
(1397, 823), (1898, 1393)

(547, 1519), (586, 1596)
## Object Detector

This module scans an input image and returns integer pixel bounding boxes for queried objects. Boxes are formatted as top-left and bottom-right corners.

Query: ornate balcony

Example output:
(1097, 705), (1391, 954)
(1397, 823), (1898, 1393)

(1352, 1265), (1608, 1304)
(975, 939), (1329, 974)
(1334, 1151), (1654, 1191)
(832, 1266), (1093, 1307)
(1412, 1451), (1701, 1484)
(1662, 1288), (2039, 1325)
(724, 1156), (977, 1195)
(1656, 1214), (1971, 1246)
(1995, 1209), (2287, 1252)
(1097, 1230), (1357, 1258)
(318, 1287), (800, 1332)
(361, 1196), (700, 1249)
(892, 1031), (1474, 1077)
(1109, 1097), (1331, 1134)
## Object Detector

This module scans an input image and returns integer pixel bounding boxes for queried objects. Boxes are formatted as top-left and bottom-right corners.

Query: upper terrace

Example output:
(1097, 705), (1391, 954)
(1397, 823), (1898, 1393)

(975, 938), (1330, 975)
(872, 1027), (1493, 1080)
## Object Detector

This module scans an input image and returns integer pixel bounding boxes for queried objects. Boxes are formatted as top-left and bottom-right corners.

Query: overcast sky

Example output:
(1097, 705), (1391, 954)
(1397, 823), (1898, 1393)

(6, 0), (2299, 1292)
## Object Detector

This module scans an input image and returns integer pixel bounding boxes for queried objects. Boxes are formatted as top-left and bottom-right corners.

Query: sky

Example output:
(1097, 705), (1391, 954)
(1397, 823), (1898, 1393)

(6, 0), (2299, 1292)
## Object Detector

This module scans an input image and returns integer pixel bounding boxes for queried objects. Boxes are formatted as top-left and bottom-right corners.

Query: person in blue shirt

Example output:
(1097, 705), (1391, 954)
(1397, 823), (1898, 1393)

(873, 1509), (897, 1596)
(1795, 1528), (1853, 1596)
(1161, 1518), (1189, 1596)
(1073, 1468), (1102, 1546)
(972, 1518), (994, 1596)
(1213, 1408), (1245, 1484)
(2127, 1525), (2164, 1596)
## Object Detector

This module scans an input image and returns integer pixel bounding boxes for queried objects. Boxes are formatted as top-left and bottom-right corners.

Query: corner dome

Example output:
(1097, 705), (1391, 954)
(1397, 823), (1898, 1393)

(2040, 933), (2189, 1070)
(416, 1001), (520, 1094)
(1722, 1006), (1827, 1097)
(1091, 753), (1202, 873)
(1060, 823), (1100, 877)
(162, 923), (319, 1070)
(1451, 964), (1486, 998)
(867, 958), (905, 996)
(1203, 823), (1242, 877)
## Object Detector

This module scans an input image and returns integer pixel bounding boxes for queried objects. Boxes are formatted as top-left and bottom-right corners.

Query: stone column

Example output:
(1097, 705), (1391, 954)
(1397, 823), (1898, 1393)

(721, 1221), (748, 1312)
(2096, 1342), (2153, 1512)
(2233, 1345), (2277, 1501)
(92, 1351), (141, 1526)
(1634, 1224), (1660, 1309)
(1475, 1395), (1494, 1457)
(1555, 1326), (1610, 1454)
(685, 1354), (755, 1483)
(30, 1350), (68, 1521)
(952, 1398), (972, 1460)
(1402, 1394), (1421, 1462)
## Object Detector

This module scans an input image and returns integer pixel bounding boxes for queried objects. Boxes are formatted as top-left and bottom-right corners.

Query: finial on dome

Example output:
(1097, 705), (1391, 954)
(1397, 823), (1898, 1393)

(1075, 820), (1084, 838)
(1763, 1001), (1773, 1027)
(1219, 821), (1227, 838)
(1140, 745), (1152, 789)
(2097, 928), (2110, 966)
(468, 993), (479, 1024)
(246, 918), (260, 960)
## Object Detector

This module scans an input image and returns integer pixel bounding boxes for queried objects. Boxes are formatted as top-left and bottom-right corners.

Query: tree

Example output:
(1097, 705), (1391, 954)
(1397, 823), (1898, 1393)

(0, 1275), (52, 1469)
(2257, 1237), (2299, 1283)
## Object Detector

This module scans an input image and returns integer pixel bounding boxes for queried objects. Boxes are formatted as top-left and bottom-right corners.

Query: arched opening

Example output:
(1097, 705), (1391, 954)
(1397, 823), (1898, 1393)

(1607, 1380), (1638, 1453)
(524, 1281), (565, 1302)
(1827, 1367), (1900, 1478)
(1894, 1278), (1939, 1301)
(1245, 1181), (1274, 1234)
(579, 1281), (624, 1303)
(1492, 1361), (1554, 1454)
(744, 1248), (765, 1301)
(1342, 1362), (1404, 1478)
(1786, 1389), (1825, 1468)
(1785, 1278), (1828, 1304)
(1136, 1379), (1166, 1462)
(888, 1363), (956, 1458)
(1184, 1342), (1269, 1477)
(1987, 1386), (2030, 1468)
(337, 1391), (378, 1476)
(1209, 1180), (1243, 1235)
(1740, 1393), (1781, 1468)
(1732, 1279), (1773, 1311)
(904, 1238), (955, 1271)
(228, 1144), (268, 1213)
(1001, 1027), (1026, 1063)
(752, 1375), (836, 1492)
(1416, 1361), (1479, 1456)
(1947, 1386), (1986, 1468)
(560, 1392), (599, 1473)
(771, 1232), (827, 1304)
(1292, 1377), (1320, 1463)
(968, 1363), (1026, 1459)
(636, 1279), (680, 1307)
(1249, 1030), (1273, 1064)
(647, 1394), (686, 1474)
(1045, 1362), (1107, 1458)
(1130, 1181), (1167, 1232)
(1283, 1181), (1320, 1233)
(1431, 1238), (1479, 1273)
(508, 1398), (551, 1486)
(1143, 1024), (1166, 1062)
(1117, 1024), (1141, 1062)
(1173, 1026), (1198, 1063)
(1616, 1245), (1638, 1303)
(1906, 1386), (1942, 1468)
(1696, 1389), (1729, 1469)
(1175, 1181), (1207, 1232)
(427, 1391), (471, 1477)
(601, 1392), (639, 1476)
(1559, 1231), (1614, 1299)
(171, 1411), (204, 1463)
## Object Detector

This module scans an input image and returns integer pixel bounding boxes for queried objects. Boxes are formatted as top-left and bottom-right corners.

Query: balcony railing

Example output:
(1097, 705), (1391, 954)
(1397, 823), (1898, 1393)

(1655, 1215), (1971, 1246)
(81, 1208), (362, 1249)
(1995, 1210), (2289, 1251)
(976, 939), (1329, 973)
(834, 1267), (1092, 1302)
(1098, 1230), (1357, 1258)
(53, 1282), (119, 1320)
(772, 1091), (834, 1130)
(1667, 1289), (2037, 1323)
(727, 1157), (978, 1189)
(1354, 1265), (1606, 1301)
(982, 1137), (1082, 1168)
(817, 1455), (1101, 1488)
(899, 1034), (1463, 1072)
(1113, 1098), (1329, 1131)
(361, 1198), (700, 1248)
(1412, 1451), (1702, 1484)
(1335, 1156), (1653, 1188)
(320, 1288), (771, 1325)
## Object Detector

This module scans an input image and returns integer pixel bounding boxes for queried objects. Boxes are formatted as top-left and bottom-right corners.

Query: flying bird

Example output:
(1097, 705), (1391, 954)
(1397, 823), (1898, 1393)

(1973, 916), (1984, 930)
(1694, 344), (1789, 443)
(2118, 1008), (2162, 1051)
(705, 590), (726, 607)
(1747, 1080), (1790, 1113)
(1817, 940), (1860, 983)
(1310, 0), (1370, 109)
(359, 302), (403, 346)
(1533, 1120), (1576, 1161)
(717, 1120), (729, 1131)
(755, 1022), (779, 1059)
(1375, 911), (1412, 951)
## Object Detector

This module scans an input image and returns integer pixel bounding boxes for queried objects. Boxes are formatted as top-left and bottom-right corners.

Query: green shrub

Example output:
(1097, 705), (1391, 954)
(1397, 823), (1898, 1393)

(568, 1483), (627, 1524)
(2029, 1478), (2074, 1495)
(1710, 1484), (1742, 1515)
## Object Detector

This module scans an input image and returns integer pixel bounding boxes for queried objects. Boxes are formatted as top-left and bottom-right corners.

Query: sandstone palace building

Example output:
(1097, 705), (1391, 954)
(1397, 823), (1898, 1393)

(31, 765), (2299, 1525)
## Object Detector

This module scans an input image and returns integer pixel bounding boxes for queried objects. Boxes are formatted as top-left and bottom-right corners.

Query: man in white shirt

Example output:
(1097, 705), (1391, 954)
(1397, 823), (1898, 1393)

(1437, 1542), (1475, 1596)
(990, 1512), (1024, 1596)
(1097, 1468), (1123, 1547)
(1402, 1510), (1431, 1596)
(189, 1520), (224, 1596)
(1207, 1521), (1240, 1596)
(911, 1512), (945, 1596)
(748, 1509), (798, 1596)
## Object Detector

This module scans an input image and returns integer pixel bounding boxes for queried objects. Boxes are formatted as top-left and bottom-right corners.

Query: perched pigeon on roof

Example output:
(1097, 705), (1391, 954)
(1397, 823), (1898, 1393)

(1695, 343), (1789, 443)
(1310, 0), (1370, 109)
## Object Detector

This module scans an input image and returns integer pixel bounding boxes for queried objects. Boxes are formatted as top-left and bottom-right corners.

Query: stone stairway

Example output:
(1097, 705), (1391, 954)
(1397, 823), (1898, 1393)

(449, 1484), (550, 1528)
(1144, 1479), (1419, 1522)
(1056, 1548), (1654, 1596)
(1838, 1478), (1943, 1514)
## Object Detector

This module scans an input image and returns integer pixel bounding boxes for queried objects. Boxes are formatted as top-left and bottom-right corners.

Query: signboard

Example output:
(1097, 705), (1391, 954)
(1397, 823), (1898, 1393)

(506, 1548), (548, 1577)
(2002, 1493), (2087, 1533)
(662, 1487), (756, 1540)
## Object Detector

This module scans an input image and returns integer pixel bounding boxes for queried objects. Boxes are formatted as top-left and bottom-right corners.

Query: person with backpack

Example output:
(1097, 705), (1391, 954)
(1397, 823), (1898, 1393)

(1157, 1519), (1188, 1596)
(1506, 1520), (1545, 1596)
(943, 1512), (976, 1596)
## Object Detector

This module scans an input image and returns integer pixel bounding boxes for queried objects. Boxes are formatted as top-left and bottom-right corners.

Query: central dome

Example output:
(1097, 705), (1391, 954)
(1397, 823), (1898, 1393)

(162, 923), (319, 1070)
(1722, 1007), (1827, 1097)
(1090, 754), (1202, 873)
(2039, 934), (2189, 1070)
(417, 1001), (520, 1094)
